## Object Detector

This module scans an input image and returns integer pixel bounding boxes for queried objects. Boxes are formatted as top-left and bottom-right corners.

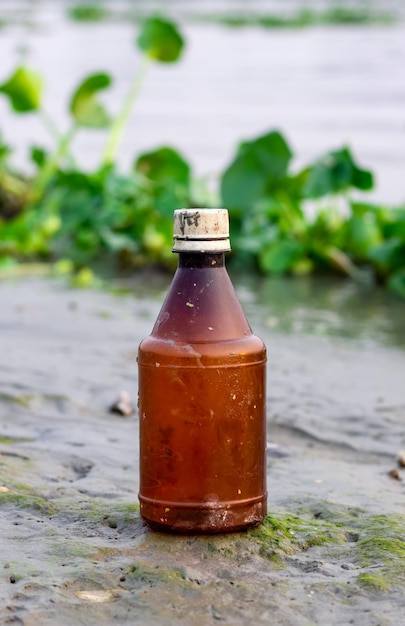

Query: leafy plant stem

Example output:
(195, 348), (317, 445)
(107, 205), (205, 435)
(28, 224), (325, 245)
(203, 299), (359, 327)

(0, 171), (27, 197)
(38, 108), (61, 143)
(102, 55), (151, 167)
(38, 109), (76, 169)
(325, 246), (365, 281)
(29, 124), (78, 202)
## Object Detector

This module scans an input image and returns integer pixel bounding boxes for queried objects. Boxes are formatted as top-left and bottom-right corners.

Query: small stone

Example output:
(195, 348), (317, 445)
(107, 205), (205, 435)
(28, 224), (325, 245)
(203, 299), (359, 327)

(266, 442), (289, 458)
(388, 468), (401, 480)
(109, 391), (134, 417)
(341, 563), (357, 570)
(397, 451), (405, 468)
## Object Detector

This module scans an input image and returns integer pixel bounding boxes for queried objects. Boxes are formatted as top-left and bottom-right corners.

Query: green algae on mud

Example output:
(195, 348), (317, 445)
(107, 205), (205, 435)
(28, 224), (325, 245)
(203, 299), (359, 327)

(0, 391), (34, 407)
(0, 490), (56, 513)
(357, 572), (391, 592)
(0, 435), (35, 444)
(248, 510), (348, 564)
(356, 515), (405, 591)
(1, 475), (404, 593)
(126, 562), (187, 585)
(248, 502), (405, 592)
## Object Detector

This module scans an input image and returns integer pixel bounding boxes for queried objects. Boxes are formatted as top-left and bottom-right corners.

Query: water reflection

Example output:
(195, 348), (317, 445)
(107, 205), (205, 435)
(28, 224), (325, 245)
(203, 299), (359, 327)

(117, 269), (404, 348)
(231, 273), (405, 348)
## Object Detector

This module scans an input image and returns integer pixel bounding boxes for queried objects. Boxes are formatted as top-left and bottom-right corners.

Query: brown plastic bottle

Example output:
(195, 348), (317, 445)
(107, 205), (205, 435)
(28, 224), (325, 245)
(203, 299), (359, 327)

(138, 209), (267, 533)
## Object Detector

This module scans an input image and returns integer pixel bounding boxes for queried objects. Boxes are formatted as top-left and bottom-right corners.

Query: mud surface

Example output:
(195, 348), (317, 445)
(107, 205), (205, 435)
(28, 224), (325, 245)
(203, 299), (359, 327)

(0, 275), (404, 624)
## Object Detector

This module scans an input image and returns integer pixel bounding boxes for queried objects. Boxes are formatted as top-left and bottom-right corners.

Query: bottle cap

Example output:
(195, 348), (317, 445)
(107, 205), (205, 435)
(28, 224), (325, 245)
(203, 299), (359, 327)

(172, 208), (231, 252)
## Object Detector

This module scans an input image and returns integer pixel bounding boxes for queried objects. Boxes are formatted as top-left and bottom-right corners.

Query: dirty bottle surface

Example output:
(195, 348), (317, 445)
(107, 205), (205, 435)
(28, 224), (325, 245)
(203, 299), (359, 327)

(138, 208), (267, 533)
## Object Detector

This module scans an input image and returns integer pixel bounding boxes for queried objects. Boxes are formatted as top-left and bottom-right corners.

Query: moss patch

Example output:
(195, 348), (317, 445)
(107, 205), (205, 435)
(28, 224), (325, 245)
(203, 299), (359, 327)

(0, 490), (56, 514)
(126, 561), (187, 586)
(249, 509), (347, 564)
(241, 500), (405, 593)
(0, 435), (35, 444)
(0, 392), (34, 407)
(356, 515), (405, 591)
(357, 572), (390, 592)
(298, 502), (405, 590)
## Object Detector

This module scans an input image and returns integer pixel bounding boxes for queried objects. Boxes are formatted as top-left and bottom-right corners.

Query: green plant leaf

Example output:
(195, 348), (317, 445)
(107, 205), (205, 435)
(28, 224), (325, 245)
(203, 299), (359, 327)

(137, 17), (185, 63)
(345, 213), (382, 260)
(221, 131), (293, 212)
(70, 73), (112, 128)
(382, 211), (405, 239)
(135, 146), (190, 186)
(68, 4), (109, 22)
(71, 267), (96, 288)
(0, 67), (43, 113)
(388, 269), (405, 298)
(135, 146), (191, 218)
(30, 146), (48, 168)
(302, 147), (374, 198)
(259, 239), (304, 274)
(0, 134), (12, 163)
(368, 239), (405, 275)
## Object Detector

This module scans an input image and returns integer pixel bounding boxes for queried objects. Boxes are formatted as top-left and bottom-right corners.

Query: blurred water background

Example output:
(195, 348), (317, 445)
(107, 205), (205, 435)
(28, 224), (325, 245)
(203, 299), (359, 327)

(0, 0), (404, 204)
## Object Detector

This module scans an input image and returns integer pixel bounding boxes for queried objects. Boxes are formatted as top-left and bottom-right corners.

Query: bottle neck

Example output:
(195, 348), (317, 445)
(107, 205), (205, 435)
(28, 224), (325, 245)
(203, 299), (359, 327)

(178, 252), (225, 269)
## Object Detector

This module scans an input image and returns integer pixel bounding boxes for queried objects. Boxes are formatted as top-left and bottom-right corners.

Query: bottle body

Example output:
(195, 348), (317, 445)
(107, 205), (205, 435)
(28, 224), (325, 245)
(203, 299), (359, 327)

(138, 253), (267, 533)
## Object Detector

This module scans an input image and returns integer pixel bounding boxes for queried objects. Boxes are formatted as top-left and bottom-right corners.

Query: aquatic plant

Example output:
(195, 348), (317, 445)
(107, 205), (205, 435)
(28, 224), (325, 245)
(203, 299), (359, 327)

(197, 6), (396, 29)
(65, 4), (397, 28)
(0, 15), (404, 297)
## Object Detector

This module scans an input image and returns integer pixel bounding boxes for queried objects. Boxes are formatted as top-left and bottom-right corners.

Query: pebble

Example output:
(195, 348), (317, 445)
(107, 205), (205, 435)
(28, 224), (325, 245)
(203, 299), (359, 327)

(388, 468), (401, 481)
(397, 451), (405, 468)
(109, 391), (134, 417)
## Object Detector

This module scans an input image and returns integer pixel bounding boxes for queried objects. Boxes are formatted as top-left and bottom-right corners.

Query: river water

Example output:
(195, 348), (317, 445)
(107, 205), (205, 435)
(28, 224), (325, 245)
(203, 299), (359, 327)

(0, 0), (404, 204)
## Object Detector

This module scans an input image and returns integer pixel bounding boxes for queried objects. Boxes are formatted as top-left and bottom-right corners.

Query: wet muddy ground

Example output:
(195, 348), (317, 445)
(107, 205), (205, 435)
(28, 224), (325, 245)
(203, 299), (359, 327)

(1, 275), (404, 624)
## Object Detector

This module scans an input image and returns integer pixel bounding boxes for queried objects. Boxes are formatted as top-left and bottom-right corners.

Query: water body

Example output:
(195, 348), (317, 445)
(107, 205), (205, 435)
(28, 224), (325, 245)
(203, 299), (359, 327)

(0, 0), (404, 203)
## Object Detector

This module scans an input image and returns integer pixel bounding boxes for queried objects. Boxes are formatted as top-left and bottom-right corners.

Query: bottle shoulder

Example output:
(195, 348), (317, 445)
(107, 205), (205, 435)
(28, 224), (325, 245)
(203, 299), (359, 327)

(150, 265), (253, 343)
(138, 333), (266, 367)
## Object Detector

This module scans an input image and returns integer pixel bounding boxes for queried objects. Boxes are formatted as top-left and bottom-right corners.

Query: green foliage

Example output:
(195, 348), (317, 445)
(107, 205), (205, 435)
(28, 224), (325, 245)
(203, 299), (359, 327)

(0, 135), (29, 220)
(2, 165), (178, 270)
(259, 240), (305, 275)
(68, 4), (109, 22)
(388, 269), (405, 298)
(0, 14), (404, 297)
(217, 130), (405, 293)
(324, 6), (391, 25)
(302, 147), (373, 198)
(198, 6), (397, 29)
(221, 131), (293, 213)
(0, 67), (43, 113)
(135, 146), (191, 219)
(70, 72), (111, 128)
(137, 17), (184, 63)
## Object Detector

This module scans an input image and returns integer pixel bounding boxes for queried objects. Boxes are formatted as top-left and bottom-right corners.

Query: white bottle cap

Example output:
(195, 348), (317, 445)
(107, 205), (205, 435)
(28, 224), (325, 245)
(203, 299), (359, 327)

(172, 208), (231, 252)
